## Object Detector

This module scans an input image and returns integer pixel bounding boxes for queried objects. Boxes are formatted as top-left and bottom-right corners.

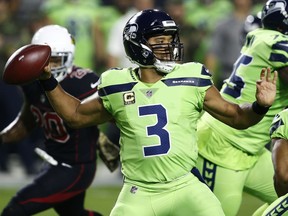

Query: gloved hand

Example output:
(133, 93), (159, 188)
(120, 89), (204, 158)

(97, 132), (120, 172)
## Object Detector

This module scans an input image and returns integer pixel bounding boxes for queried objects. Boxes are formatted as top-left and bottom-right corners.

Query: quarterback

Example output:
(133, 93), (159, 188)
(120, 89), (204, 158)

(36, 9), (276, 216)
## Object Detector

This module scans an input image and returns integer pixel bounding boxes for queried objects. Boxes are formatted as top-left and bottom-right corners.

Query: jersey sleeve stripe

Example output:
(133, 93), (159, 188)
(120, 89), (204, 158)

(272, 41), (288, 52)
(268, 41), (288, 63)
(269, 53), (288, 63)
(98, 82), (137, 96)
(270, 116), (284, 136)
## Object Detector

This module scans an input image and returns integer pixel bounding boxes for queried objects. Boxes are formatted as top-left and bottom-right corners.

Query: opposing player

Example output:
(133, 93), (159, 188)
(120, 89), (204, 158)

(196, 1), (288, 215)
(0, 25), (107, 216)
(36, 9), (276, 216)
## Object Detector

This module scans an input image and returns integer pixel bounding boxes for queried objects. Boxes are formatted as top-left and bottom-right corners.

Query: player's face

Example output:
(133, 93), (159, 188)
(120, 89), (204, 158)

(49, 56), (62, 68)
(147, 35), (173, 61)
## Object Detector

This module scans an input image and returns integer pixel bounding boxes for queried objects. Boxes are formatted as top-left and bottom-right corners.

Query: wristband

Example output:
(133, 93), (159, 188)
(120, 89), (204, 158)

(252, 101), (270, 115)
(39, 76), (58, 91)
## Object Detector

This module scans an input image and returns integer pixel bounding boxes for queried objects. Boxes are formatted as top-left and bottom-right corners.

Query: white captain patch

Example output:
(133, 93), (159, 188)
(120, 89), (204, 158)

(123, 91), (135, 105)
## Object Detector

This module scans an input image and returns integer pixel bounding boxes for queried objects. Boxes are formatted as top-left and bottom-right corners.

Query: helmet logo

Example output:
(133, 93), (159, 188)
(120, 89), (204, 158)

(266, 1), (287, 17)
(262, 0), (288, 34)
(271, 1), (288, 24)
(123, 24), (138, 41)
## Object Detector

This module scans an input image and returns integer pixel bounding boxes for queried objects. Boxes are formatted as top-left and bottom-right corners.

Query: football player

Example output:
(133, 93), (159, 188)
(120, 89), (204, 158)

(255, 109), (288, 216)
(0, 25), (118, 216)
(196, 0), (288, 215)
(36, 9), (276, 216)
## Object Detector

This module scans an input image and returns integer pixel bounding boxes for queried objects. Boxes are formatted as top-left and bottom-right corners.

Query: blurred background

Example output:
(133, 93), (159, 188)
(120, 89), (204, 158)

(0, 0), (266, 215)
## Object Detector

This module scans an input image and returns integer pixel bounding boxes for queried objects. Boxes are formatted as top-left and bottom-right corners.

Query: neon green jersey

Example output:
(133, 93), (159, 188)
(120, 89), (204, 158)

(198, 29), (288, 170)
(270, 109), (288, 140)
(98, 63), (212, 183)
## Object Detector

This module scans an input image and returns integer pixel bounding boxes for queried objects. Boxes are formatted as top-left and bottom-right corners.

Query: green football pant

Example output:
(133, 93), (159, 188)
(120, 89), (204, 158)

(110, 172), (225, 216)
(197, 150), (277, 216)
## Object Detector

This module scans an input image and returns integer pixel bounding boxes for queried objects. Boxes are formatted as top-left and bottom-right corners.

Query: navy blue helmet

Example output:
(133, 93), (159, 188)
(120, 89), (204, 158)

(262, 0), (288, 34)
(123, 9), (184, 73)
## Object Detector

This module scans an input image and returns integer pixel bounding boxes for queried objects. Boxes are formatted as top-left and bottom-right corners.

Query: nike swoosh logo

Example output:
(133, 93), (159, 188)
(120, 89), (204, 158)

(90, 82), (98, 89)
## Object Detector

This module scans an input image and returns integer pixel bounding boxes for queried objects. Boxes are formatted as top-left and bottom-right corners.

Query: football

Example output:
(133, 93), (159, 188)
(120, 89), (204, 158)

(2, 44), (51, 85)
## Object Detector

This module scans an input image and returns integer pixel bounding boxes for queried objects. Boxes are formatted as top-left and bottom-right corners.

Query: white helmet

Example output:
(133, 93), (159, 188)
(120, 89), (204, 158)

(31, 25), (75, 82)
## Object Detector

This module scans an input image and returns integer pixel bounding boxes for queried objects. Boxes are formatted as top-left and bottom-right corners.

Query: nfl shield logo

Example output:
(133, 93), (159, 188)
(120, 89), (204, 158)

(146, 90), (152, 98)
(130, 186), (138, 194)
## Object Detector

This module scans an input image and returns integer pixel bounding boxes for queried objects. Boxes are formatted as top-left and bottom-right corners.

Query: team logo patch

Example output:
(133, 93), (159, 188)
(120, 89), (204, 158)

(123, 91), (135, 105)
(130, 186), (138, 194)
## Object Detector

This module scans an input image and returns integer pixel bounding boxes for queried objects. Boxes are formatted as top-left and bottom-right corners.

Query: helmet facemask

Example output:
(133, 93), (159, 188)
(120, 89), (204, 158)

(149, 37), (183, 61)
(148, 33), (183, 73)
(50, 52), (73, 82)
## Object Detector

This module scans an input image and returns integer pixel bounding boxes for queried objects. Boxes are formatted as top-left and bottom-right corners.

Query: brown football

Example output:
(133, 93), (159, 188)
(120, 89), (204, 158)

(2, 44), (51, 85)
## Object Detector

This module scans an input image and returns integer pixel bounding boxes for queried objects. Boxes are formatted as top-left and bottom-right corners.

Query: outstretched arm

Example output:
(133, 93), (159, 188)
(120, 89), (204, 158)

(39, 66), (112, 128)
(204, 67), (277, 129)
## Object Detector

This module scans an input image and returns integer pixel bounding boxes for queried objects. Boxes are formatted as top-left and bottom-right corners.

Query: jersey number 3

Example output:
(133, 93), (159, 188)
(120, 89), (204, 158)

(139, 104), (171, 157)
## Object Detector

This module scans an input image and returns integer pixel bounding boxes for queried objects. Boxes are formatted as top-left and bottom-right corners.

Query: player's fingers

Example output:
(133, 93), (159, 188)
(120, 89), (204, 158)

(260, 67), (266, 81)
(266, 67), (271, 82)
(44, 64), (51, 72)
(273, 70), (278, 84)
(39, 65), (52, 80)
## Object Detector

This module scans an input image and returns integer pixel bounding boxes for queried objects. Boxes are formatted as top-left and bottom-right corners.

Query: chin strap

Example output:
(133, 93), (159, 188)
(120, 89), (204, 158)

(154, 59), (176, 73)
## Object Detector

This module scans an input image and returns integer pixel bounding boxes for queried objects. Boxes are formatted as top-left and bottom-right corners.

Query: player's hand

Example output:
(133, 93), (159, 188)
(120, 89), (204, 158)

(39, 64), (52, 80)
(255, 67), (278, 107)
(97, 132), (120, 172)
